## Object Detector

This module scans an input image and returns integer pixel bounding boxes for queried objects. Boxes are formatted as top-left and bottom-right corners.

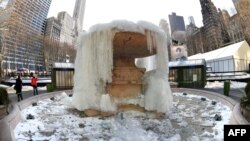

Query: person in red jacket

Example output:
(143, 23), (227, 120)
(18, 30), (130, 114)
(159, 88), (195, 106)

(31, 73), (38, 96)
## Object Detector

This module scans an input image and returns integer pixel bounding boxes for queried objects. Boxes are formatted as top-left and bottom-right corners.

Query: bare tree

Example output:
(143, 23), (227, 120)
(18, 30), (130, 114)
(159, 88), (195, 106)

(237, 0), (250, 43)
(62, 42), (76, 63)
(43, 36), (60, 73)
(43, 37), (76, 74)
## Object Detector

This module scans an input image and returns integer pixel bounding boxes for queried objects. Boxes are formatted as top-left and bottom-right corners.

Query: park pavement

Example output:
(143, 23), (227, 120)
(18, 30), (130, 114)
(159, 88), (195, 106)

(200, 87), (245, 102)
(8, 88), (49, 104)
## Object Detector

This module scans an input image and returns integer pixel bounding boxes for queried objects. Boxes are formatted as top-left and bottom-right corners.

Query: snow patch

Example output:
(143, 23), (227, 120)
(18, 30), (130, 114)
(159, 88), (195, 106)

(15, 93), (232, 141)
(205, 81), (247, 89)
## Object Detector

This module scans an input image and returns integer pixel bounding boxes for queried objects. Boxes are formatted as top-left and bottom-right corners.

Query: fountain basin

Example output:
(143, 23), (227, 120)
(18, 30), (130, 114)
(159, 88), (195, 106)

(12, 90), (233, 140)
(0, 89), (248, 140)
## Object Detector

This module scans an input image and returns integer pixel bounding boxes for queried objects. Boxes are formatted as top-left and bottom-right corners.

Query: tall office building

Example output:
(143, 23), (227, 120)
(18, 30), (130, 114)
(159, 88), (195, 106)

(168, 12), (186, 34)
(44, 17), (62, 73)
(200, 0), (228, 52)
(1, 0), (51, 73)
(57, 11), (74, 45)
(45, 17), (61, 42)
(73, 0), (86, 38)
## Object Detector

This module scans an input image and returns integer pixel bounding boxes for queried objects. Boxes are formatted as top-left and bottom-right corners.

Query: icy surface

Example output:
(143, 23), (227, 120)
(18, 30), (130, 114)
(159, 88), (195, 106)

(142, 70), (173, 113)
(14, 93), (232, 141)
(73, 20), (171, 113)
(100, 94), (117, 112)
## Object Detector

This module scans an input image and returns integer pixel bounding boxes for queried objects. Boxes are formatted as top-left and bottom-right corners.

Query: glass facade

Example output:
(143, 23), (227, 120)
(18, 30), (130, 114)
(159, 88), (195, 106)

(1, 0), (51, 74)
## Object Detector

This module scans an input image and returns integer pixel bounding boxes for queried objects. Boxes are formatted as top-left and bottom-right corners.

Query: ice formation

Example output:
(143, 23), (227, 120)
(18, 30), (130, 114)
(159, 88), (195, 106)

(73, 20), (172, 113)
(142, 70), (173, 113)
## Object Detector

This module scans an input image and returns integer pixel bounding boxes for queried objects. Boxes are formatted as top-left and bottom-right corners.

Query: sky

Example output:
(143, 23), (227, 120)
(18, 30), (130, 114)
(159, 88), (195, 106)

(47, 0), (236, 31)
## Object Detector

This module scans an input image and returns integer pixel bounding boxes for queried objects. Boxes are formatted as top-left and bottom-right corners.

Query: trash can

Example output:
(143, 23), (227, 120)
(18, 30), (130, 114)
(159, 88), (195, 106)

(224, 80), (230, 96)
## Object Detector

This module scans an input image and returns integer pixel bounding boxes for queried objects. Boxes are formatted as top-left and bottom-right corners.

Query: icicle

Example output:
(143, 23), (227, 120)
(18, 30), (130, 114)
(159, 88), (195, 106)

(142, 70), (173, 113)
(100, 94), (117, 112)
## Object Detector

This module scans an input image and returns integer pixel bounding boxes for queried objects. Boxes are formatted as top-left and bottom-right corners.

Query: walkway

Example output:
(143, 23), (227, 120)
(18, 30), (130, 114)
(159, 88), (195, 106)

(8, 89), (48, 104)
(200, 88), (245, 102)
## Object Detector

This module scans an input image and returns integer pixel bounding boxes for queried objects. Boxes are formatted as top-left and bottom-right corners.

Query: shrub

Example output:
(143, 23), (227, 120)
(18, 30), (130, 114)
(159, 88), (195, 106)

(0, 87), (10, 114)
(0, 87), (10, 105)
(46, 83), (54, 92)
(241, 81), (250, 121)
(242, 81), (250, 107)
(245, 81), (250, 100)
(224, 80), (230, 96)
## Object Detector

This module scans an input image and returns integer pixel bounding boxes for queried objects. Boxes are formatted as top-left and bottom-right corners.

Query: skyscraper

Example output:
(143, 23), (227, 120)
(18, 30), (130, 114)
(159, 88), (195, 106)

(1, 0), (51, 73)
(44, 17), (61, 73)
(45, 17), (61, 42)
(168, 12), (185, 34)
(73, 0), (86, 38)
(200, 0), (229, 52)
(58, 11), (74, 45)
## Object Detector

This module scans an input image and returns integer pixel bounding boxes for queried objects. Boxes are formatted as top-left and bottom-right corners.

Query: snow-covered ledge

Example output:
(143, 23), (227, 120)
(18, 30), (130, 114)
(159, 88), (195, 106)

(0, 90), (72, 141)
(171, 88), (249, 124)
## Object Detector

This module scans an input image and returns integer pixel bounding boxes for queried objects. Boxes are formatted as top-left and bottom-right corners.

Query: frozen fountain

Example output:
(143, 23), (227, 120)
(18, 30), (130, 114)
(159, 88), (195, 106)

(11, 20), (245, 141)
(72, 20), (173, 116)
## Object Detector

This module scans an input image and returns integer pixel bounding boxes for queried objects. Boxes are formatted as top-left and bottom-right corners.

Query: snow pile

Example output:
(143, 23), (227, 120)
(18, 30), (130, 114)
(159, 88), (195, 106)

(205, 81), (247, 89)
(205, 81), (224, 89)
(73, 20), (172, 113)
(172, 93), (232, 141)
(14, 93), (232, 141)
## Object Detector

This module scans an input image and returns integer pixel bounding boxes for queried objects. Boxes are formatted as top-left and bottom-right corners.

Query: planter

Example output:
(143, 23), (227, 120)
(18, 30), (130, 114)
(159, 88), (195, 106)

(241, 104), (250, 122)
(224, 80), (230, 96)
(0, 105), (7, 119)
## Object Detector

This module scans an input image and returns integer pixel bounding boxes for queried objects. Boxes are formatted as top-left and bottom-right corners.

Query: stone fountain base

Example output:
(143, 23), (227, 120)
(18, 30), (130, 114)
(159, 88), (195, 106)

(1, 89), (248, 141)
(84, 104), (146, 117)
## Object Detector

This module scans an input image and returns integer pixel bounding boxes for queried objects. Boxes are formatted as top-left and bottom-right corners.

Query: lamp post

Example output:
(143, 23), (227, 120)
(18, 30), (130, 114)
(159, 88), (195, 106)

(66, 54), (69, 63)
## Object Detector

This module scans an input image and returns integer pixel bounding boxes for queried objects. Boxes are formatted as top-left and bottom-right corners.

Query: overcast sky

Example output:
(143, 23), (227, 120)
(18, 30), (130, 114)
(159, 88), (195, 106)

(47, 0), (236, 31)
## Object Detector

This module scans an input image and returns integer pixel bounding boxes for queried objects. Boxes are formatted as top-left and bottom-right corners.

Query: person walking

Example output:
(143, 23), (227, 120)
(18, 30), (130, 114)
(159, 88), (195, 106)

(31, 73), (38, 96)
(15, 74), (23, 102)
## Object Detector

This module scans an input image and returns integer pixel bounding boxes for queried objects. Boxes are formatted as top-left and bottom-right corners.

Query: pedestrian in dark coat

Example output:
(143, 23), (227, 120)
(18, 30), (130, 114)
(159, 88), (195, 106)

(15, 74), (23, 102)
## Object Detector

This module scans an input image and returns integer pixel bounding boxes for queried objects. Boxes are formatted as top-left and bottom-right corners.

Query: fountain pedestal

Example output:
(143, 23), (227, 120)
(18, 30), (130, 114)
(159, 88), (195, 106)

(107, 58), (145, 99)
(107, 32), (154, 99)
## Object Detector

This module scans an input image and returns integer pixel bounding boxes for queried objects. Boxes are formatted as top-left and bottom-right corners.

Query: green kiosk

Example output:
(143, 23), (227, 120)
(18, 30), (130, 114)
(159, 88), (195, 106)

(169, 59), (206, 88)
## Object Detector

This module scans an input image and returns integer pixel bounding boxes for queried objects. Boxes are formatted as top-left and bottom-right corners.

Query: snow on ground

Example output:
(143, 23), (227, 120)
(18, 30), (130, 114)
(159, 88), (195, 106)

(14, 92), (232, 141)
(0, 84), (47, 94)
(0, 84), (9, 89)
(205, 81), (247, 89)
